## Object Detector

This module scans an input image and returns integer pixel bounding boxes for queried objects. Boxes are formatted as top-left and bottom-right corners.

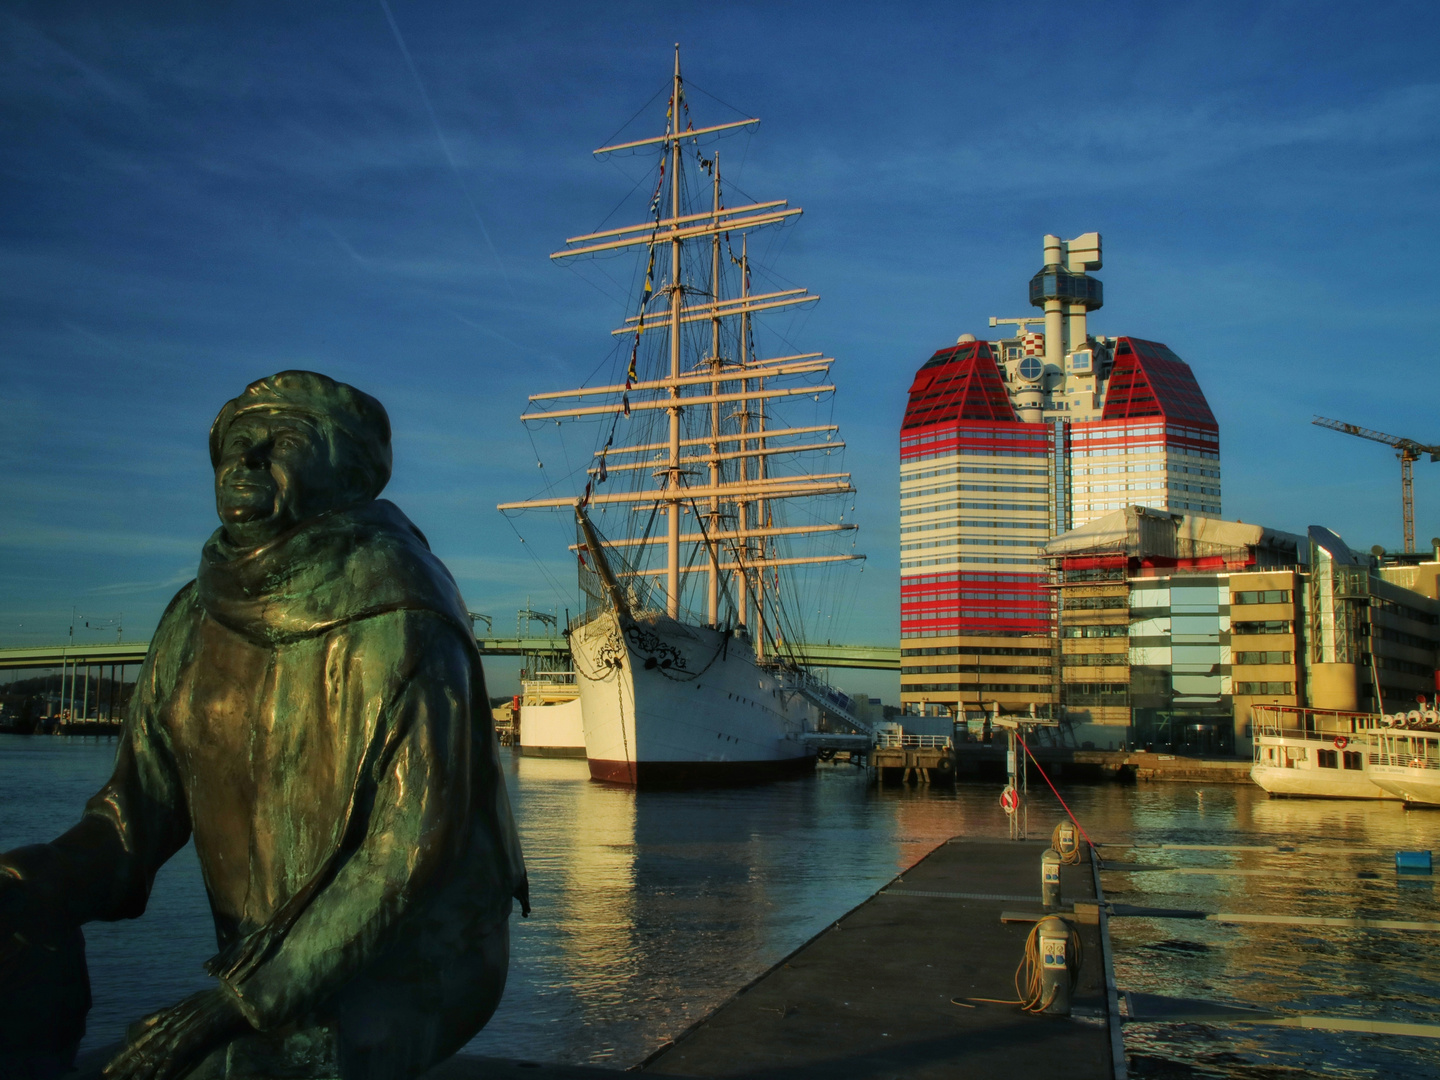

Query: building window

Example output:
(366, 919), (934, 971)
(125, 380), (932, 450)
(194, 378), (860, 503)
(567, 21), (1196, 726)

(1234, 651), (1293, 665)
(1062, 625), (1128, 638)
(1235, 681), (1294, 695)
(1064, 653), (1128, 666)
(1232, 621), (1292, 635)
(1234, 589), (1292, 605)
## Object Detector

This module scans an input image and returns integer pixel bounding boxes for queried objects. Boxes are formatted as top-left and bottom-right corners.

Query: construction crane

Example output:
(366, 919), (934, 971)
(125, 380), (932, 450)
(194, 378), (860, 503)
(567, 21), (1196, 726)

(1312, 416), (1440, 553)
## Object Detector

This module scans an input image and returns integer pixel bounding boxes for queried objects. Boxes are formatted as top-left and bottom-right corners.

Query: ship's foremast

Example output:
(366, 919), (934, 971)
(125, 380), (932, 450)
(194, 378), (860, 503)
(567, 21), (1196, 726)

(498, 46), (862, 650)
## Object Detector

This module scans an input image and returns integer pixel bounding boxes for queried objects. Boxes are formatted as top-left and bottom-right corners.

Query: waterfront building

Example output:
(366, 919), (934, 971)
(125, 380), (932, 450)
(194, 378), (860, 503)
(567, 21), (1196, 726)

(1044, 506), (1440, 752)
(899, 233), (1221, 717)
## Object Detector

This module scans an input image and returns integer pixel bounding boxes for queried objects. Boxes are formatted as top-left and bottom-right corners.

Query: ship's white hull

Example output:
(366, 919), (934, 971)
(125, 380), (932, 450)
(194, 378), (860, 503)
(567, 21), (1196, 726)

(569, 609), (819, 786)
(1249, 763), (1395, 800)
(1250, 733), (1397, 800)
(1370, 725), (1440, 806)
(519, 697), (586, 758)
(1369, 766), (1440, 806)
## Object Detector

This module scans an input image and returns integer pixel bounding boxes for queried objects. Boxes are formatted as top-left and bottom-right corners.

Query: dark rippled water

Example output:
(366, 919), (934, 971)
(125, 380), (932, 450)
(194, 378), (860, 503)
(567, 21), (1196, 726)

(2, 735), (1437, 1077)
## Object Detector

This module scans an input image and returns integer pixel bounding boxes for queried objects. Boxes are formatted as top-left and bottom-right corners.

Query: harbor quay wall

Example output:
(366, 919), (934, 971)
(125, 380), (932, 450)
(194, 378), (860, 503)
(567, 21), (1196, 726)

(951, 743), (1253, 784)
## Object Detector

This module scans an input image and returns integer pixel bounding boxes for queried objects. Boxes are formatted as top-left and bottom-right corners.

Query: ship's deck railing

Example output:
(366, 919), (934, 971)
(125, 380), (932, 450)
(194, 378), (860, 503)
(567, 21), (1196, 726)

(1374, 728), (1440, 769)
(1370, 752), (1440, 770)
(1253, 725), (1378, 744)
(1251, 704), (1386, 736)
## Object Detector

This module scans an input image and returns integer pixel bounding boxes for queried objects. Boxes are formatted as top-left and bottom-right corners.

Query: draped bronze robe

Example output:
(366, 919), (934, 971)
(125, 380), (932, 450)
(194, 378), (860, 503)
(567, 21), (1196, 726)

(15, 500), (527, 1078)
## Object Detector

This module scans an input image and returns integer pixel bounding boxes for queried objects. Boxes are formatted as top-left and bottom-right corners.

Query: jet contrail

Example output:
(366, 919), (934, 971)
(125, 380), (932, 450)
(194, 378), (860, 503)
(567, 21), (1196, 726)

(378, 0), (512, 293)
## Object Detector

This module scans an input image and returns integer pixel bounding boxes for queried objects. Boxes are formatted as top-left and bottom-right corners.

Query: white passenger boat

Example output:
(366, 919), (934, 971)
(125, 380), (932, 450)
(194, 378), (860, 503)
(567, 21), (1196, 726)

(1250, 704), (1397, 800)
(498, 49), (868, 785)
(1370, 706), (1440, 806)
(517, 670), (586, 759)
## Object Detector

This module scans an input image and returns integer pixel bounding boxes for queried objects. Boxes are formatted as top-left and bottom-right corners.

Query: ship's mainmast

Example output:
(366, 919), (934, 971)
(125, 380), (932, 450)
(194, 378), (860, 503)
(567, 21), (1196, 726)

(665, 46), (683, 616)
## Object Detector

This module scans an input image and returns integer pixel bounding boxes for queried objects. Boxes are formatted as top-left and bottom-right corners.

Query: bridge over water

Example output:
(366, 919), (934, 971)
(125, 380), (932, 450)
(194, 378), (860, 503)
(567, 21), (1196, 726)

(0, 638), (900, 673)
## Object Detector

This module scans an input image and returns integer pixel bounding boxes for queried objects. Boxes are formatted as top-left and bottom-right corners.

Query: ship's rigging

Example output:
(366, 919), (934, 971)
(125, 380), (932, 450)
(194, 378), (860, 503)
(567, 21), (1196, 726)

(498, 47), (863, 664)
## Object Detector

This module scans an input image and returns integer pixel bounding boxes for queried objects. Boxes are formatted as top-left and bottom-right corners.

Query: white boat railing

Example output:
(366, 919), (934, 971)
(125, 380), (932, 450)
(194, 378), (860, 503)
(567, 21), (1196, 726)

(1371, 752), (1440, 770)
(875, 733), (952, 749)
(1255, 727), (1375, 745)
(1251, 704), (1386, 739)
(1373, 728), (1440, 770)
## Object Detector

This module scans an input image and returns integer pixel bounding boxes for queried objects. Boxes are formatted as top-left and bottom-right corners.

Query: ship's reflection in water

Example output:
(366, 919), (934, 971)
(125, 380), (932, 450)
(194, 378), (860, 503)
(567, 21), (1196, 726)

(469, 756), (976, 1065)
(2, 736), (1437, 1077)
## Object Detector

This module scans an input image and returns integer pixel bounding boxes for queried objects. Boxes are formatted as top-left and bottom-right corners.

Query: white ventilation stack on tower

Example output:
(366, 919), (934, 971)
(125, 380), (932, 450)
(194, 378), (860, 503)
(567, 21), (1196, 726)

(1032, 233), (1103, 372)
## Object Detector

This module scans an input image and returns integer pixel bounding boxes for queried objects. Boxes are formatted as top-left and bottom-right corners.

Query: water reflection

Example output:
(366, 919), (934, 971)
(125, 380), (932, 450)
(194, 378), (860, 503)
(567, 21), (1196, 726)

(2, 737), (1437, 1077)
(469, 757), (978, 1065)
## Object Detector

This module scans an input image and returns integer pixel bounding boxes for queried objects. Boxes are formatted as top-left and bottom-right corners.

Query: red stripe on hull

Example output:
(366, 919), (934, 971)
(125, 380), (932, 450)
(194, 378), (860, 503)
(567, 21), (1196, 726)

(588, 755), (816, 788)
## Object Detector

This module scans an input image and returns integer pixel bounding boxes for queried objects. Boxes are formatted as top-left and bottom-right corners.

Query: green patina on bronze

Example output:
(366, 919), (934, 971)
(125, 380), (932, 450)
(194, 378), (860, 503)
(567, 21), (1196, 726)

(0, 371), (527, 1080)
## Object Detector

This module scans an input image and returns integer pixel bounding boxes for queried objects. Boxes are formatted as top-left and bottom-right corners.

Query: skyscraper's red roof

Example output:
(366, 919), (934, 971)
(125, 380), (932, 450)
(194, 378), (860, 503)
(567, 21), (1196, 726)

(902, 341), (1016, 429)
(1101, 337), (1216, 425)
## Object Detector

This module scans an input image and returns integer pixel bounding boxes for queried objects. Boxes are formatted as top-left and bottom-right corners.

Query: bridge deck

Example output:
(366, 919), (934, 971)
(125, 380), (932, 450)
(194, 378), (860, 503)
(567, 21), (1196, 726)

(2, 639), (899, 672)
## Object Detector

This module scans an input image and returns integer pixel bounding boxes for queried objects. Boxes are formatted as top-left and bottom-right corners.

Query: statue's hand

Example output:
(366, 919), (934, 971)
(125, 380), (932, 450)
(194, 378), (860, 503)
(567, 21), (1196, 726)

(102, 988), (249, 1080)
(0, 860), (33, 965)
(0, 858), (30, 921)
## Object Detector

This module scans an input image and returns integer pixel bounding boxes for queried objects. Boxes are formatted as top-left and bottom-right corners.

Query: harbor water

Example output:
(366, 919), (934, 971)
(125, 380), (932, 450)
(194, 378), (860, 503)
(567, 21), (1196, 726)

(1, 734), (1437, 1078)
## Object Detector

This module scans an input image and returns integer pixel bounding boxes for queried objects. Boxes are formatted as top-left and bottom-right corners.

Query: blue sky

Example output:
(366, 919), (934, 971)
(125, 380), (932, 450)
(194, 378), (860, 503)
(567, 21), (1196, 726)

(3, 1), (1438, 697)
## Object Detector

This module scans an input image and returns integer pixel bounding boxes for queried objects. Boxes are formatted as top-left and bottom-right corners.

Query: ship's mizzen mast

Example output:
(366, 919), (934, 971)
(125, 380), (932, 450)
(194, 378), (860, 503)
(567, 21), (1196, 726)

(707, 152), (723, 624)
(499, 45), (863, 644)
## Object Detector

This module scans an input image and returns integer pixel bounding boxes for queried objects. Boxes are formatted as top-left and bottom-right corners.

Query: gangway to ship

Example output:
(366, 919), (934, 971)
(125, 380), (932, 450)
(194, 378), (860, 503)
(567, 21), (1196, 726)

(794, 679), (875, 737)
(791, 677), (877, 760)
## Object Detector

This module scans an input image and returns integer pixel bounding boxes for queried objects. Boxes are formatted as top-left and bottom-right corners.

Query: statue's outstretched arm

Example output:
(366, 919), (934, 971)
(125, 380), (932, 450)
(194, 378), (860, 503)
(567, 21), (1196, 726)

(2, 654), (192, 926)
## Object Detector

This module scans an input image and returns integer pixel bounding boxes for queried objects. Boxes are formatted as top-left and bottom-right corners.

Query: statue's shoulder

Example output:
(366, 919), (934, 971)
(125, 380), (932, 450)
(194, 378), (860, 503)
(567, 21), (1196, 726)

(352, 501), (471, 635)
(150, 581), (203, 651)
(160, 579), (202, 621)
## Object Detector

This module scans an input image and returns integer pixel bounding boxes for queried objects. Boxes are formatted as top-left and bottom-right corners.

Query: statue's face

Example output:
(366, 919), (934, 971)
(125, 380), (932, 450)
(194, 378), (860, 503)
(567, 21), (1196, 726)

(214, 413), (332, 546)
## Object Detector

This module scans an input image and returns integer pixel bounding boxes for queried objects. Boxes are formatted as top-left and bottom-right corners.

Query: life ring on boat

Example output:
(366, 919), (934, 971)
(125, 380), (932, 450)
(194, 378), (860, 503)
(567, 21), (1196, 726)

(1333, 736), (1349, 750)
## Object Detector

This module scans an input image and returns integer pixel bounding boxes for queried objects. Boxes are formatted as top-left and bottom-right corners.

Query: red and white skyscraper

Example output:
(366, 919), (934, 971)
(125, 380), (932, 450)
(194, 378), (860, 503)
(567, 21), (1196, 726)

(899, 233), (1221, 716)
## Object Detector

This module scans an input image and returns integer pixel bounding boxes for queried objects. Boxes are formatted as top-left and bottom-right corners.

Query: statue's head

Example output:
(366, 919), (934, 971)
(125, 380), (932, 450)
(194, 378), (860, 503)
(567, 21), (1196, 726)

(209, 371), (392, 548)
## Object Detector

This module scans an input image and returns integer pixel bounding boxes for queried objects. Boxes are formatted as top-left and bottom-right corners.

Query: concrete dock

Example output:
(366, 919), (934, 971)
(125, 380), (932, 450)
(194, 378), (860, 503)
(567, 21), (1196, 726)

(641, 836), (1114, 1079)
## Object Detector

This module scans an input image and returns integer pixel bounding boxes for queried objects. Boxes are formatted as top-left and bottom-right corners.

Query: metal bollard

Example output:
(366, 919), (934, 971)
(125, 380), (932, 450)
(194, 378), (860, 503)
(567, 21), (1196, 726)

(1041, 848), (1062, 909)
(1035, 915), (1073, 1015)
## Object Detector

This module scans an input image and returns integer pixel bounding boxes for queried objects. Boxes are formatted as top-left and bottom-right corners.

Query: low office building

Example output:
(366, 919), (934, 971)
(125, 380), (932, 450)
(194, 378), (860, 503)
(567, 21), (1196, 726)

(1045, 506), (1440, 753)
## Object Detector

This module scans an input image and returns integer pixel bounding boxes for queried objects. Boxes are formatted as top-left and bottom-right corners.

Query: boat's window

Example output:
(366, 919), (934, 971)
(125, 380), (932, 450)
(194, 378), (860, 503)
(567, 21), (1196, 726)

(1317, 749), (1338, 769)
(1342, 751), (1364, 770)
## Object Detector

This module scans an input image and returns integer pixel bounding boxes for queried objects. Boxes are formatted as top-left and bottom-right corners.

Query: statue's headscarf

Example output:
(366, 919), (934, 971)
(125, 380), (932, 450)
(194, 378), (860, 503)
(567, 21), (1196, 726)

(209, 370), (392, 504)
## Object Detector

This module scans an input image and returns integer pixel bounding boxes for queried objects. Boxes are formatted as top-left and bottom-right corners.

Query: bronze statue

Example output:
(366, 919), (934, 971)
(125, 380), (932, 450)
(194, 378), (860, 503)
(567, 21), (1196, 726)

(0, 371), (528, 1080)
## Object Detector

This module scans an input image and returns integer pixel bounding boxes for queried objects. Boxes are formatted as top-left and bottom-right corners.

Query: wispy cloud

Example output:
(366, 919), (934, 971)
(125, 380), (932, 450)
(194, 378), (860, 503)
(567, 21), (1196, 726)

(0, 11), (149, 113)
(85, 567), (195, 597)
(0, 522), (199, 558)
(376, 0), (511, 293)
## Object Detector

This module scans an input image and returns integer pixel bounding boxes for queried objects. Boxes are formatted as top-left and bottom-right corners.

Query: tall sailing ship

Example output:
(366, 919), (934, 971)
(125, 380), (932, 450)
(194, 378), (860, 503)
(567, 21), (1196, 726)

(499, 50), (866, 785)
